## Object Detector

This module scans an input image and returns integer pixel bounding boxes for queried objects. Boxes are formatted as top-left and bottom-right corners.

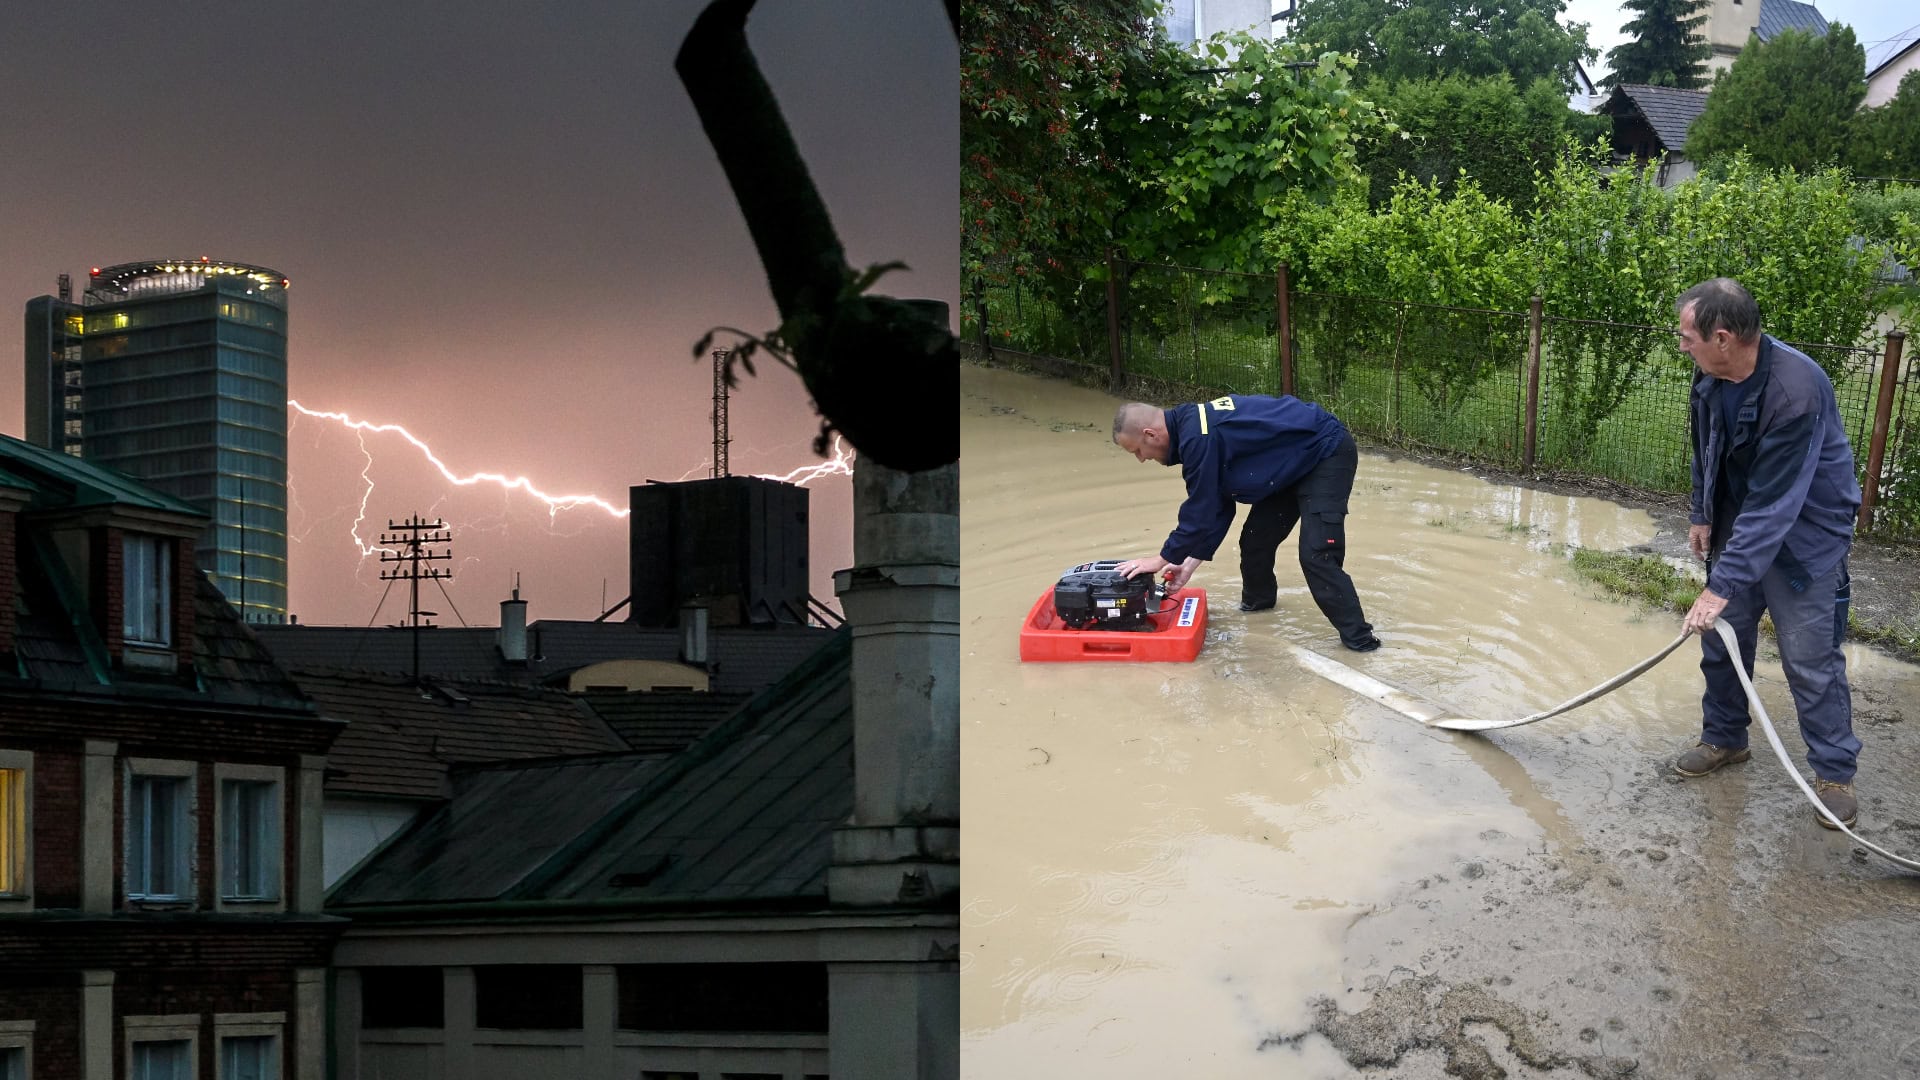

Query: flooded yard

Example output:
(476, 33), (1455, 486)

(960, 363), (1920, 1079)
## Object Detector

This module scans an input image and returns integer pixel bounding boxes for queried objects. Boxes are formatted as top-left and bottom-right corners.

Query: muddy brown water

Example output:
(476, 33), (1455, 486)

(961, 363), (1920, 1079)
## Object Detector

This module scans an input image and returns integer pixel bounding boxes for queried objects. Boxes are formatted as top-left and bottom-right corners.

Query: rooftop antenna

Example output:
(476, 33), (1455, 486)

(711, 347), (731, 479)
(379, 515), (452, 686)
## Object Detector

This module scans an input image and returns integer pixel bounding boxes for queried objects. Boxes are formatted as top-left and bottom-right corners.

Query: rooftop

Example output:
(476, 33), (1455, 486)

(328, 627), (852, 913)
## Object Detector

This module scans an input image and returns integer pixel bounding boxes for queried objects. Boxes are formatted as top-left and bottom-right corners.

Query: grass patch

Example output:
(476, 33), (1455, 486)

(1566, 546), (1920, 663)
(1567, 548), (1701, 616)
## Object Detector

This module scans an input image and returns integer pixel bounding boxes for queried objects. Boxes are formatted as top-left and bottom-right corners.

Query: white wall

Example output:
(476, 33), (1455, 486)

(1865, 45), (1919, 108)
(324, 798), (423, 887)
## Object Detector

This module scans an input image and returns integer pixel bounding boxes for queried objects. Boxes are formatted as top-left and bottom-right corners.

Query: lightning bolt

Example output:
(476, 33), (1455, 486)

(288, 400), (856, 562)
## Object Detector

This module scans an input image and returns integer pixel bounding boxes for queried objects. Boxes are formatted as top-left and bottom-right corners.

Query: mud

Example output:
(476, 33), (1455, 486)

(960, 362), (1920, 1079)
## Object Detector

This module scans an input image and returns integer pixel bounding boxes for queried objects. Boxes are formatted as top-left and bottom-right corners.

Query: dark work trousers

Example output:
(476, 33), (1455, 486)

(1699, 554), (1858, 782)
(1237, 433), (1375, 647)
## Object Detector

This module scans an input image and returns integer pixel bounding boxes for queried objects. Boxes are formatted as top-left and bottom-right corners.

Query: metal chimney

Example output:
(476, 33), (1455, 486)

(499, 582), (528, 663)
(679, 603), (709, 667)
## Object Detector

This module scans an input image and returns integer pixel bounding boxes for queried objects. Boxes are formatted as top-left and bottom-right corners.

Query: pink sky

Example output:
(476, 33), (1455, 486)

(0, 1), (957, 626)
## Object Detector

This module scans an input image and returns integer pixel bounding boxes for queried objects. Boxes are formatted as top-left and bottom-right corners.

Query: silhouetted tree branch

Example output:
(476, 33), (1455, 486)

(677, 0), (959, 473)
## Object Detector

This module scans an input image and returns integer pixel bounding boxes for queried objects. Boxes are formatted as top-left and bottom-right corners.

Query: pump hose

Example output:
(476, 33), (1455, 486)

(1433, 620), (1920, 873)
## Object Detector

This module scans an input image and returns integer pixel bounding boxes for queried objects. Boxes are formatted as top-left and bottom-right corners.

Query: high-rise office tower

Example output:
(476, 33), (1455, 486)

(25, 259), (292, 622)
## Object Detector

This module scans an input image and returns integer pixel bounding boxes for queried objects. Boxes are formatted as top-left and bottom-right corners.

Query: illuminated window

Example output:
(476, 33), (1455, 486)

(124, 535), (173, 647)
(0, 759), (26, 898)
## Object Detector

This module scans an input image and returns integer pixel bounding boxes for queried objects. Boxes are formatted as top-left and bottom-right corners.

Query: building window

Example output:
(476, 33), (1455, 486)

(360, 968), (444, 1029)
(617, 963), (828, 1033)
(124, 534), (173, 647)
(474, 966), (583, 1030)
(212, 1014), (283, 1080)
(220, 778), (280, 902)
(127, 767), (194, 902)
(0, 1020), (32, 1080)
(0, 753), (29, 903)
(219, 1035), (275, 1080)
(130, 1039), (191, 1080)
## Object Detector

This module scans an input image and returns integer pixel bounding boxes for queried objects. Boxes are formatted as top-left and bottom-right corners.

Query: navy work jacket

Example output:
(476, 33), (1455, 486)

(1689, 335), (1860, 600)
(1159, 394), (1347, 563)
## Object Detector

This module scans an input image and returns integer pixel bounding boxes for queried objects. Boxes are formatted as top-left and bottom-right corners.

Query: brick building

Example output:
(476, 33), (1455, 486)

(0, 434), (342, 1080)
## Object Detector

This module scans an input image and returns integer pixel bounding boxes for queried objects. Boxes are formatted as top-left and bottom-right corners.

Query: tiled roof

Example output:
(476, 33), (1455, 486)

(253, 620), (834, 696)
(291, 671), (628, 800)
(1756, 0), (1827, 42)
(1604, 84), (1711, 152)
(329, 628), (851, 911)
(579, 690), (755, 752)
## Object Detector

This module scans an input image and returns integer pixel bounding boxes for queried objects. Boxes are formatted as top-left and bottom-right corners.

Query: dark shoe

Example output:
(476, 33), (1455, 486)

(1238, 600), (1275, 612)
(1673, 742), (1750, 777)
(1344, 635), (1381, 653)
(1813, 778), (1857, 830)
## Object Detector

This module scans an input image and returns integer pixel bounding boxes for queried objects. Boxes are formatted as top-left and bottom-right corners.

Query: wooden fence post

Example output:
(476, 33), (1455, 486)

(1104, 247), (1124, 392)
(1277, 262), (1294, 398)
(1524, 295), (1543, 469)
(1859, 329), (1907, 534)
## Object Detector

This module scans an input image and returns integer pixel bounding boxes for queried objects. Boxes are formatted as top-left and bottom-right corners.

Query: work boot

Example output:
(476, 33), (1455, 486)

(1344, 634), (1381, 653)
(1673, 741), (1750, 777)
(1238, 599), (1275, 612)
(1813, 778), (1858, 830)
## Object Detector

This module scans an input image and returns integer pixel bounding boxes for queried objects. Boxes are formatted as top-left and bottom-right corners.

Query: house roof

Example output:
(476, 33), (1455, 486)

(327, 627), (852, 912)
(1867, 36), (1920, 84)
(253, 619), (834, 697)
(291, 670), (628, 800)
(1602, 83), (1712, 152)
(1755, 0), (1827, 42)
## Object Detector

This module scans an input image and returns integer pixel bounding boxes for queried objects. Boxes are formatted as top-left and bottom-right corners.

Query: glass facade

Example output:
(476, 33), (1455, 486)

(25, 262), (292, 622)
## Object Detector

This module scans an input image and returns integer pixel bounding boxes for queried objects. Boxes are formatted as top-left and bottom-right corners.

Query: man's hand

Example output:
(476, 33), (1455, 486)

(1683, 586), (1729, 636)
(1688, 524), (1712, 560)
(1164, 556), (1204, 591)
(1116, 555), (1169, 580)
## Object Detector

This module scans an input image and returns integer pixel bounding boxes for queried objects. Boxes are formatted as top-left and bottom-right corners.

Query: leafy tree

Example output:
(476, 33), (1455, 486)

(1850, 69), (1920, 179)
(960, 0), (1161, 274)
(1359, 74), (1607, 207)
(1601, 0), (1710, 89)
(1104, 32), (1395, 270)
(1291, 0), (1596, 92)
(1685, 27), (1866, 172)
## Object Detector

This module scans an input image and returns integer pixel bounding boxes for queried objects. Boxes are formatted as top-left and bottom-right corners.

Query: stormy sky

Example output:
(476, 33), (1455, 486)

(0, 1), (957, 626)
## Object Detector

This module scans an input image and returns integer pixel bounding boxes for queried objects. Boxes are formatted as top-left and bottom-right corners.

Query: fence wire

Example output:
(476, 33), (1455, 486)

(1870, 347), (1920, 542)
(1294, 293), (1529, 465)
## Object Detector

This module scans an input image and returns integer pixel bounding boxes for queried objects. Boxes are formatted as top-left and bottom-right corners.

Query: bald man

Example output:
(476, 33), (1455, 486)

(1112, 394), (1380, 651)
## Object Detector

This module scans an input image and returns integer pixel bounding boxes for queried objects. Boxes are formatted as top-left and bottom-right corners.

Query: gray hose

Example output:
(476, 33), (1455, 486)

(1432, 620), (1919, 873)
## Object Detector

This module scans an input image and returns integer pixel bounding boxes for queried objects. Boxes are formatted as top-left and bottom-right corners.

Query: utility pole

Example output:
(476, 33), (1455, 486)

(379, 515), (452, 686)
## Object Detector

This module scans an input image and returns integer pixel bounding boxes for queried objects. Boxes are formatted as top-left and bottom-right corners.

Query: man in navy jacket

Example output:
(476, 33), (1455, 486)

(1674, 277), (1862, 829)
(1112, 394), (1380, 652)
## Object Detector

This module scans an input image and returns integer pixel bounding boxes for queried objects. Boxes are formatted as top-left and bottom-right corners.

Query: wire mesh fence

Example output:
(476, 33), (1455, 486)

(1294, 293), (1529, 466)
(1117, 261), (1281, 397)
(964, 252), (1918, 544)
(1535, 318), (1693, 489)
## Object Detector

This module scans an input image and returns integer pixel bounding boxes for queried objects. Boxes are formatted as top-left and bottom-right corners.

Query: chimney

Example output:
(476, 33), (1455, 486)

(678, 603), (709, 667)
(498, 582), (528, 663)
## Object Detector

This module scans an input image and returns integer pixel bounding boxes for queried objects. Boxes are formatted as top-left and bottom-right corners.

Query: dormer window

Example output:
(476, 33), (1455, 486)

(124, 534), (173, 647)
